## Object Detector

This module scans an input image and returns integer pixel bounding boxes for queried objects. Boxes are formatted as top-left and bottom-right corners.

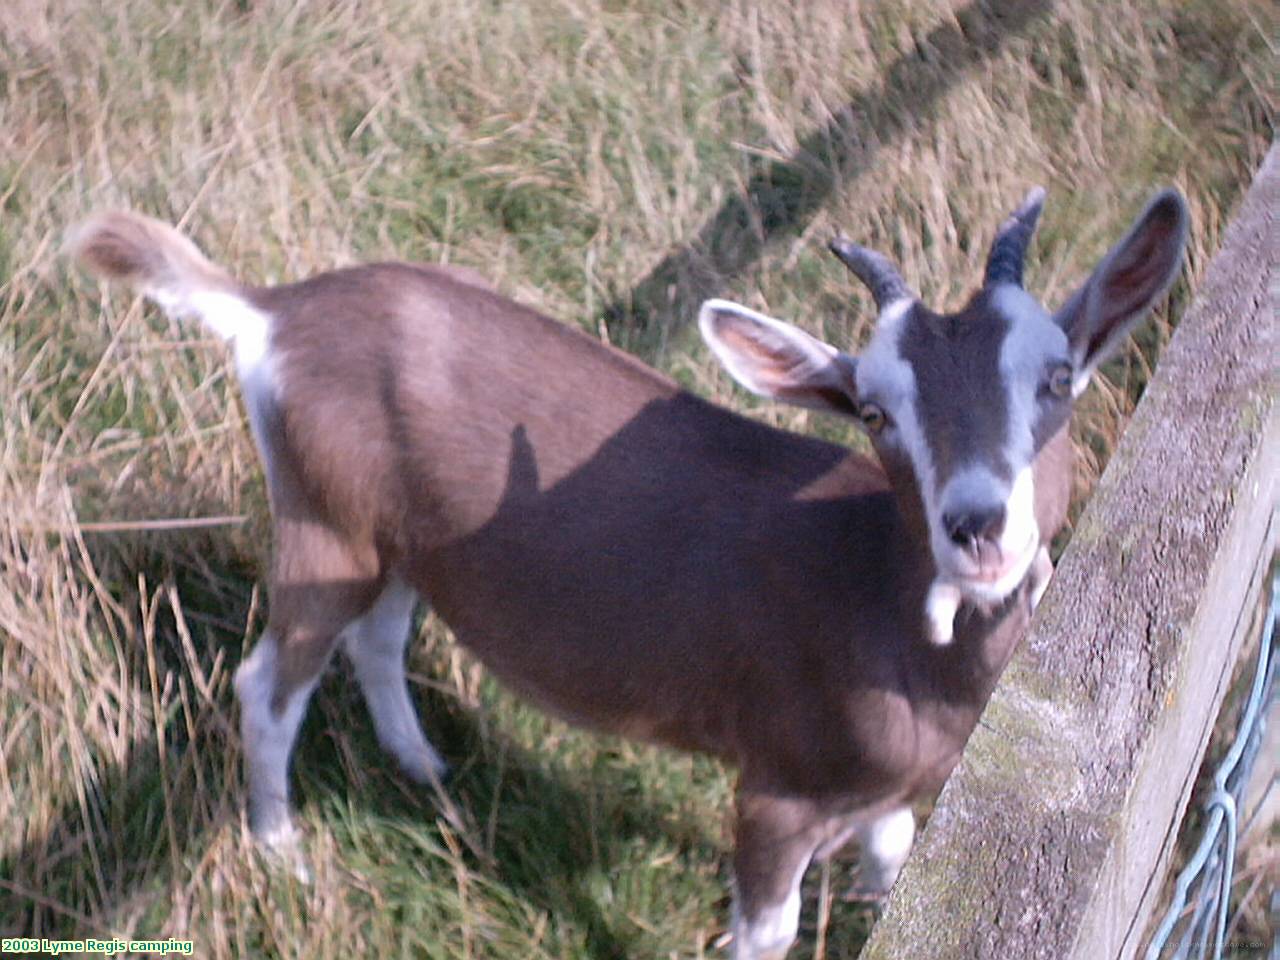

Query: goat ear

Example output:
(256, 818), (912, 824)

(1053, 189), (1189, 395)
(698, 299), (858, 417)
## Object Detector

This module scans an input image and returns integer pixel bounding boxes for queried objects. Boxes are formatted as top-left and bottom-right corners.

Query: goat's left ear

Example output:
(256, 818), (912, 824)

(698, 299), (859, 417)
(1054, 189), (1189, 395)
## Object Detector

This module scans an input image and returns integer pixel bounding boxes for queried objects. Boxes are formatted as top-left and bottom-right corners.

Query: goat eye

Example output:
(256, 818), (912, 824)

(859, 402), (888, 433)
(1048, 364), (1073, 399)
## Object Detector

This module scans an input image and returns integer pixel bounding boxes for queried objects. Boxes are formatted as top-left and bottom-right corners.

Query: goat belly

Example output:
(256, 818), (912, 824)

(437, 620), (734, 755)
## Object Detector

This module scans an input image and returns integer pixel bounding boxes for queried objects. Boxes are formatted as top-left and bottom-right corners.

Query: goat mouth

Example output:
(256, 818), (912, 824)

(942, 534), (1038, 594)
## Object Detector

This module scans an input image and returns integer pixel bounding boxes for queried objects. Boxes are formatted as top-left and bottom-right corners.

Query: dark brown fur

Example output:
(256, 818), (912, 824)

(900, 295), (1014, 484)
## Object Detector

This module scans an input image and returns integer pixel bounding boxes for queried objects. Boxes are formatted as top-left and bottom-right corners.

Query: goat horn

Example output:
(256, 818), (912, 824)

(984, 186), (1047, 288)
(829, 238), (915, 309)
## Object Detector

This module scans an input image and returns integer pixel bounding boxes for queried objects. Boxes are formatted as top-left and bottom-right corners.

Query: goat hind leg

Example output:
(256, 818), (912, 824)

(341, 577), (449, 784)
(235, 624), (340, 880)
(235, 534), (384, 877)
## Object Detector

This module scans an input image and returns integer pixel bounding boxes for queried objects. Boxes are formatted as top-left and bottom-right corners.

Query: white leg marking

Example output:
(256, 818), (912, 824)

(233, 631), (319, 881)
(925, 579), (962, 646)
(730, 858), (810, 960)
(1029, 544), (1053, 611)
(853, 807), (916, 896)
(342, 579), (449, 784)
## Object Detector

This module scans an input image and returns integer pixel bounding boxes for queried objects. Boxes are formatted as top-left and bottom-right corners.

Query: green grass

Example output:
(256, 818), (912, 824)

(0, 0), (1273, 956)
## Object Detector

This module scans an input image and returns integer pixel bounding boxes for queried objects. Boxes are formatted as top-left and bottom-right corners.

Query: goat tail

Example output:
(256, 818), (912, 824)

(67, 211), (252, 343)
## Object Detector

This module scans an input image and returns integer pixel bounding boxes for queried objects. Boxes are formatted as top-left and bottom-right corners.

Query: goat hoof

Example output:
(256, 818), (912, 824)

(429, 762), (454, 791)
(403, 755), (452, 789)
(843, 885), (888, 908)
(253, 823), (313, 884)
(843, 870), (891, 907)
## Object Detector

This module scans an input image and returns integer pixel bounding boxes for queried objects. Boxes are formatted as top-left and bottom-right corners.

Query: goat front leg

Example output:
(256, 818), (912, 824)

(844, 806), (916, 902)
(235, 520), (384, 879)
(1028, 544), (1053, 611)
(728, 790), (825, 960)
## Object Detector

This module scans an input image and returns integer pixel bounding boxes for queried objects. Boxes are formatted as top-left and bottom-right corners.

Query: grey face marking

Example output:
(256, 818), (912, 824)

(992, 284), (1074, 461)
(853, 298), (936, 520)
(856, 287), (1072, 601)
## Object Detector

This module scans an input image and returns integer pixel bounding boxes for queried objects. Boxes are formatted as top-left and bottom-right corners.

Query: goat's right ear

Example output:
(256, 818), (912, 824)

(698, 299), (858, 417)
(1053, 189), (1189, 395)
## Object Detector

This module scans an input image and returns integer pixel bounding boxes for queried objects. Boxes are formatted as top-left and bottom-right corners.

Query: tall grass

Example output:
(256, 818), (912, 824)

(0, 0), (1272, 956)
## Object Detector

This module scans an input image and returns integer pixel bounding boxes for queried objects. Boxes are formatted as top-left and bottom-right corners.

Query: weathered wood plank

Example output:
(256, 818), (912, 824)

(861, 142), (1279, 960)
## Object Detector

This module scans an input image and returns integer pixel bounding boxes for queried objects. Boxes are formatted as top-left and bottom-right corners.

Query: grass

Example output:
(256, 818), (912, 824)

(0, 0), (1274, 956)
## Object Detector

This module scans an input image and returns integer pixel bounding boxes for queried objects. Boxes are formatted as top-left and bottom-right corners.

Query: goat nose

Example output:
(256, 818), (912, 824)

(943, 506), (1007, 547)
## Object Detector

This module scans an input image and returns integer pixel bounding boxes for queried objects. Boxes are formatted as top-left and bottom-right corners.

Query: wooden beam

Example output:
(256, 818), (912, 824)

(861, 142), (1279, 960)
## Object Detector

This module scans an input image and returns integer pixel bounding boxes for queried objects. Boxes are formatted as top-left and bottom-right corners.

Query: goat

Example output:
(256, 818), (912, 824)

(69, 186), (1186, 959)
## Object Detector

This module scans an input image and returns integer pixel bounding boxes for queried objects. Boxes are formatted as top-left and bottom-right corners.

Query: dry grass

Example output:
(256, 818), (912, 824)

(0, 0), (1273, 956)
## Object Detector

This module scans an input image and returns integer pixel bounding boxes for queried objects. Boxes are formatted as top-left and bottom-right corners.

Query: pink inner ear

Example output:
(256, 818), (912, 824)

(716, 323), (791, 389)
(717, 323), (778, 363)
(710, 313), (858, 414)
(1112, 223), (1174, 293)
(1095, 260), (1157, 332)
(1086, 204), (1184, 359)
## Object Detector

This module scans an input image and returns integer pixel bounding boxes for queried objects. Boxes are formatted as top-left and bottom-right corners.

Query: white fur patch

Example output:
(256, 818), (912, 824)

(1029, 545), (1053, 610)
(993, 284), (1069, 465)
(938, 464), (1007, 517)
(852, 299), (915, 406)
(925, 579), (962, 645)
(1071, 366), (1093, 398)
(144, 283), (282, 482)
(730, 890), (801, 960)
(174, 291), (283, 489)
(856, 807), (916, 891)
(184, 290), (275, 383)
(934, 463), (1038, 603)
(240, 363), (281, 491)
(1001, 463), (1040, 576)
(149, 286), (273, 379)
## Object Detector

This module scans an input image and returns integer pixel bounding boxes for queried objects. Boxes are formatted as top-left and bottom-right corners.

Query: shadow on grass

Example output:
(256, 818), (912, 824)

(0, 531), (255, 939)
(0, 535), (241, 942)
(301, 675), (729, 960)
(0, 529), (721, 959)
(607, 0), (1054, 358)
